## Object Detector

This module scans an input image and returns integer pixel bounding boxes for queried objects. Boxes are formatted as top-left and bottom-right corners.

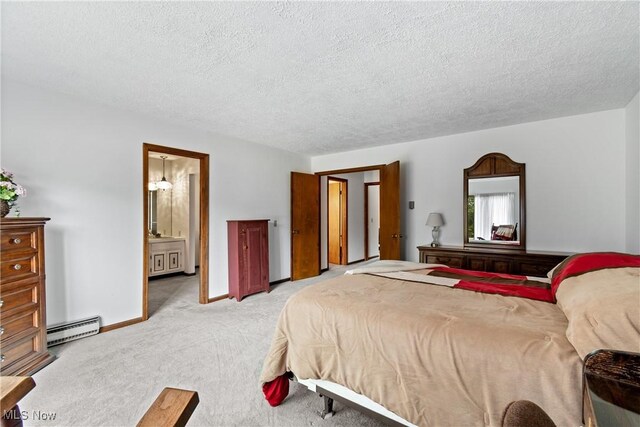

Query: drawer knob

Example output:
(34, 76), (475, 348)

(0, 327), (3, 335)
(0, 299), (3, 307)
(0, 355), (4, 363)
(11, 238), (21, 244)
(13, 264), (22, 270)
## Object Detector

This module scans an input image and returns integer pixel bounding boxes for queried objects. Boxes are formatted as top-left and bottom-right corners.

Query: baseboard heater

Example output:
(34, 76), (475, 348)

(46, 316), (100, 347)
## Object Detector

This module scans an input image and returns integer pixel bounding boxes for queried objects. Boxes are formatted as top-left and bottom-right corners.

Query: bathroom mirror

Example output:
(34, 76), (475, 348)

(463, 152), (525, 252)
(147, 188), (173, 237)
(148, 190), (158, 235)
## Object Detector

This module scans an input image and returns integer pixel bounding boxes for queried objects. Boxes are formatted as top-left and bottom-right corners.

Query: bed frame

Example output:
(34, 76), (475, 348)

(297, 378), (416, 426)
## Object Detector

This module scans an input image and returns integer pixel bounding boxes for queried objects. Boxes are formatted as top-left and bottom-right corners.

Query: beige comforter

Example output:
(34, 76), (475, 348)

(260, 269), (583, 426)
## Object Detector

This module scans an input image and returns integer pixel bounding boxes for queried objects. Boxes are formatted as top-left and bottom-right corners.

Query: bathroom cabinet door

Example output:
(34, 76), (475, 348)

(167, 250), (182, 272)
(151, 251), (166, 274)
(148, 240), (185, 277)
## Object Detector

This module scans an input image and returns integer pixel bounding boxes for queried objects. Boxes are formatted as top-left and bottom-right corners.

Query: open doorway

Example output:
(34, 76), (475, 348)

(142, 143), (209, 320)
(364, 180), (380, 260)
(327, 177), (348, 266)
(290, 161), (400, 281)
(319, 169), (385, 271)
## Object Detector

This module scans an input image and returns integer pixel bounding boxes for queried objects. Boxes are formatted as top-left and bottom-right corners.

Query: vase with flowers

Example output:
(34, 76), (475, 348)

(0, 168), (26, 217)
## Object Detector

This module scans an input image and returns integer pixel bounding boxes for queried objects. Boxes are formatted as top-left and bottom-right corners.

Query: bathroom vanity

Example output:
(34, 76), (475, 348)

(148, 237), (185, 277)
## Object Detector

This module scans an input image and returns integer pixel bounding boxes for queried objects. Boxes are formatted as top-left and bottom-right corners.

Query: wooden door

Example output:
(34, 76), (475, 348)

(380, 161), (401, 260)
(328, 181), (341, 264)
(291, 172), (320, 280)
(328, 179), (347, 265)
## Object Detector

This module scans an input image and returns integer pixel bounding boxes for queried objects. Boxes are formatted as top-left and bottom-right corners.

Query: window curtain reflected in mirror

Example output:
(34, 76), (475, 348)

(474, 192), (516, 239)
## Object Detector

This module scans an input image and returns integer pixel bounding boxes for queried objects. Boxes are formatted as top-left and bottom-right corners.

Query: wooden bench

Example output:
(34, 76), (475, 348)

(137, 387), (199, 427)
(1, 376), (36, 427)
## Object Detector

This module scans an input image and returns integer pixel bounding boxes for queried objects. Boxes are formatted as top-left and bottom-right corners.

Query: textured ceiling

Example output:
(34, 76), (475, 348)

(2, 2), (638, 155)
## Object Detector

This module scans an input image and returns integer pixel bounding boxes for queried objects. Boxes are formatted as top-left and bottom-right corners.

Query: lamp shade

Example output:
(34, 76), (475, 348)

(426, 213), (444, 227)
(156, 178), (172, 190)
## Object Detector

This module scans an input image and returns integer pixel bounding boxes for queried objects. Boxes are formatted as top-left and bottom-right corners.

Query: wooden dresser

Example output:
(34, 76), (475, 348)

(417, 245), (570, 276)
(227, 220), (270, 301)
(1, 217), (55, 375)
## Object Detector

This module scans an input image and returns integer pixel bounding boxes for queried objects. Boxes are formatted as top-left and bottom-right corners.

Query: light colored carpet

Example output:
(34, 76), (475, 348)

(22, 262), (383, 426)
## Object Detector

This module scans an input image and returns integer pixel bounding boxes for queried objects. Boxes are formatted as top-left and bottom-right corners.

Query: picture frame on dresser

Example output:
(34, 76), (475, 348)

(0, 217), (55, 375)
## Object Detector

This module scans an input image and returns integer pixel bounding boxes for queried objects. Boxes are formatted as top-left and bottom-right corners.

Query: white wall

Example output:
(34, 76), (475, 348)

(364, 170), (380, 258)
(367, 184), (380, 258)
(168, 157), (199, 273)
(170, 157), (199, 239)
(364, 170), (379, 182)
(1, 79), (310, 326)
(312, 109), (628, 261)
(625, 91), (640, 254)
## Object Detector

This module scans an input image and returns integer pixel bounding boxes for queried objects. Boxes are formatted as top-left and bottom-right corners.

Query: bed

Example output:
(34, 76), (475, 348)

(260, 253), (640, 426)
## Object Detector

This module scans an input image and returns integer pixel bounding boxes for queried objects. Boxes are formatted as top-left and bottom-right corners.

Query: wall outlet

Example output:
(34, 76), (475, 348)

(273, 220), (278, 227)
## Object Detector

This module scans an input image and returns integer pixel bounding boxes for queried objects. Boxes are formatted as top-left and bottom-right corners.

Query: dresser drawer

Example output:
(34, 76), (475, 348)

(418, 246), (570, 277)
(1, 334), (38, 372)
(0, 218), (52, 377)
(0, 253), (39, 283)
(426, 255), (464, 268)
(1, 309), (38, 342)
(467, 257), (488, 271)
(490, 260), (512, 274)
(0, 279), (39, 316)
(515, 261), (552, 277)
(1, 229), (37, 253)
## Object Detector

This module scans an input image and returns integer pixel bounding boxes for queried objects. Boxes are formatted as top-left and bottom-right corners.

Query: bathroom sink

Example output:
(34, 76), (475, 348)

(149, 236), (185, 242)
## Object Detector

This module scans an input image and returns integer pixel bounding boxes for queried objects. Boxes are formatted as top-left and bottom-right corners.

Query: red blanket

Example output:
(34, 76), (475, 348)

(427, 267), (554, 302)
(262, 374), (289, 406)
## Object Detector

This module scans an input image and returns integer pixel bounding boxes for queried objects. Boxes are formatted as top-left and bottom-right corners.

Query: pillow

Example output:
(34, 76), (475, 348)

(550, 252), (640, 297)
(553, 253), (640, 359)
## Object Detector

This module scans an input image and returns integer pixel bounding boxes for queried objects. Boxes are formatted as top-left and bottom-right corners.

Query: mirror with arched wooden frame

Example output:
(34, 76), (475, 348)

(463, 153), (525, 252)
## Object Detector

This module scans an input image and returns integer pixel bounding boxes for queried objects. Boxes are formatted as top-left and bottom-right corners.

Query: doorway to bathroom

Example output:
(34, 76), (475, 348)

(142, 143), (209, 320)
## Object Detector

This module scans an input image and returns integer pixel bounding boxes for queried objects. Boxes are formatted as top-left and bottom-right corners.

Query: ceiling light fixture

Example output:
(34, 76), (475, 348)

(155, 155), (173, 191)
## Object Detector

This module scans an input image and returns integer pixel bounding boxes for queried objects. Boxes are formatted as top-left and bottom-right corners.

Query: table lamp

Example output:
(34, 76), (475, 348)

(426, 213), (444, 247)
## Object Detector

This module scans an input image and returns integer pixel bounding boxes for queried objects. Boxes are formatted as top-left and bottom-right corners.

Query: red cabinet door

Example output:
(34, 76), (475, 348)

(228, 220), (269, 301)
(245, 223), (266, 295)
